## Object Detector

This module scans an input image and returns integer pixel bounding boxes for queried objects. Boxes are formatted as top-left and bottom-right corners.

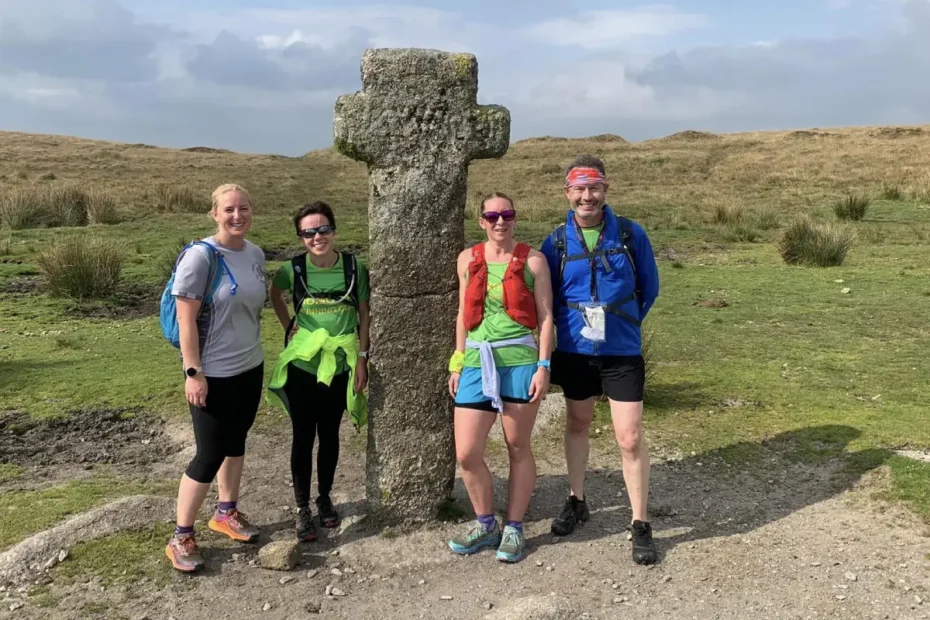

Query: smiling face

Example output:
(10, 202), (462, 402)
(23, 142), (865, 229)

(479, 195), (516, 244)
(297, 213), (335, 257)
(211, 189), (252, 239)
(563, 165), (609, 225)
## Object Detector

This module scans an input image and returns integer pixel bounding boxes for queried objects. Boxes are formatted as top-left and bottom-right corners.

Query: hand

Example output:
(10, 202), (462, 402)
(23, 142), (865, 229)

(185, 375), (208, 408)
(528, 367), (550, 403)
(354, 359), (368, 394)
(448, 372), (461, 399)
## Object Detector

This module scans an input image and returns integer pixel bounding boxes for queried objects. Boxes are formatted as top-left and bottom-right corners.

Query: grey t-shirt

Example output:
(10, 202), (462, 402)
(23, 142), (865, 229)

(171, 236), (266, 378)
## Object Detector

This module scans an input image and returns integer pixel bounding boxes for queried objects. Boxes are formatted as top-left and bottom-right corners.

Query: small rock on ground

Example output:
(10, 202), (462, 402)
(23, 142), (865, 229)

(258, 541), (298, 571)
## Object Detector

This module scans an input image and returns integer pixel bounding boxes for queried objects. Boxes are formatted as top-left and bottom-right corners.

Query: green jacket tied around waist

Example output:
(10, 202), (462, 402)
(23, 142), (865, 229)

(267, 327), (368, 430)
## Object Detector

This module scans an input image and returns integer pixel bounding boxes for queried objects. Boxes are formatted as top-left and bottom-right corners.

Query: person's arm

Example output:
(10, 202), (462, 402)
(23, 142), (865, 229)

(269, 265), (295, 336)
(448, 249), (470, 398)
(527, 250), (553, 402)
(171, 247), (211, 407)
(539, 231), (561, 317)
(269, 284), (292, 330)
(353, 299), (370, 394)
(633, 224), (660, 318)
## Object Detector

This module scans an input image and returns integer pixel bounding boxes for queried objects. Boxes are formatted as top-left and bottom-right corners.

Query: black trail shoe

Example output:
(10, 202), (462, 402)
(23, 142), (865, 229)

(316, 495), (340, 529)
(551, 496), (590, 536)
(296, 507), (317, 542)
(630, 520), (657, 565)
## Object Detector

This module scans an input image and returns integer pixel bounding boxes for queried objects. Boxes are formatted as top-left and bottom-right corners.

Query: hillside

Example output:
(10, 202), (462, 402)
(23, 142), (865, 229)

(3, 124), (930, 231)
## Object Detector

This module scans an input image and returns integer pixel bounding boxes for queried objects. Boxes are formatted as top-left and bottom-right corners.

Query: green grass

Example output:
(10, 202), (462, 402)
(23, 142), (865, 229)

(0, 478), (173, 550)
(52, 522), (175, 589)
(0, 464), (23, 483)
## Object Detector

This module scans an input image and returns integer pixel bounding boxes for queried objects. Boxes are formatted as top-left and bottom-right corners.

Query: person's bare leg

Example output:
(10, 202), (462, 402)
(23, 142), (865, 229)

(500, 402), (539, 523)
(564, 397), (596, 499)
(176, 475), (211, 527)
(610, 398), (656, 564)
(216, 456), (244, 503)
(454, 407), (498, 516)
(609, 399), (648, 521)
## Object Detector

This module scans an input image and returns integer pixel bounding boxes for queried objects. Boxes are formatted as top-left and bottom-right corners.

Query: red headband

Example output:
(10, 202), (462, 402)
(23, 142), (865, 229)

(565, 167), (607, 188)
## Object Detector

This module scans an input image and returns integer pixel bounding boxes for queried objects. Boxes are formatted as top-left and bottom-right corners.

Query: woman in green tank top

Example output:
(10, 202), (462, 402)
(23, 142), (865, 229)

(267, 201), (371, 543)
(446, 192), (555, 563)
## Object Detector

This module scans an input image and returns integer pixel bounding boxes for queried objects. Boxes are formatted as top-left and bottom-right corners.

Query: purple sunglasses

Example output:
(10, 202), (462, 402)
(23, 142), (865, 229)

(481, 209), (516, 223)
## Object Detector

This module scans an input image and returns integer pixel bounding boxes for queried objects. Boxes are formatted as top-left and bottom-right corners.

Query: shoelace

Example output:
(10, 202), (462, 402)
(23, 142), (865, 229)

(501, 529), (521, 549)
(177, 536), (198, 555)
(297, 510), (313, 529)
(227, 509), (252, 527)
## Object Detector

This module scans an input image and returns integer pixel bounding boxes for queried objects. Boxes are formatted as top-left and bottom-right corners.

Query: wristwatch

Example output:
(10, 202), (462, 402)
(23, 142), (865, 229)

(358, 351), (369, 359)
(537, 359), (551, 371)
(185, 366), (203, 378)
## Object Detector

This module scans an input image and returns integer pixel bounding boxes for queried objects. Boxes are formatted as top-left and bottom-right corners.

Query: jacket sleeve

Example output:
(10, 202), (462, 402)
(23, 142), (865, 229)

(632, 223), (659, 318)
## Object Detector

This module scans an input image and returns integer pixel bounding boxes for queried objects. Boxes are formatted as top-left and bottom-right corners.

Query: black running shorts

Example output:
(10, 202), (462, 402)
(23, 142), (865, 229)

(550, 350), (645, 402)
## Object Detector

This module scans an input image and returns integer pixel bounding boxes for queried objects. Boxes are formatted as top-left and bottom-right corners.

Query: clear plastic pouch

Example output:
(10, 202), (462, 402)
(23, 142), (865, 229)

(580, 304), (606, 342)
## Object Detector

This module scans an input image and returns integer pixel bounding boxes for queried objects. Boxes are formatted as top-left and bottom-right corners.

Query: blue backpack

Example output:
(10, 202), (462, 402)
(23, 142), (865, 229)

(159, 240), (237, 348)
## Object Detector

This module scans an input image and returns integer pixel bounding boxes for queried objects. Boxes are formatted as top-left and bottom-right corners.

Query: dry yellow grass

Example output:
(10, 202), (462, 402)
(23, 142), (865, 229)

(2, 124), (930, 229)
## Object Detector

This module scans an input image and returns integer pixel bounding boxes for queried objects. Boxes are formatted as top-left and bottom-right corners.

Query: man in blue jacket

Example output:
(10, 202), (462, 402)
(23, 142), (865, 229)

(540, 154), (660, 565)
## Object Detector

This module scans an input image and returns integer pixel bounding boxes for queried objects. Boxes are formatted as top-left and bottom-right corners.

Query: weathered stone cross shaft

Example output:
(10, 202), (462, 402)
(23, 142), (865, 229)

(334, 48), (510, 522)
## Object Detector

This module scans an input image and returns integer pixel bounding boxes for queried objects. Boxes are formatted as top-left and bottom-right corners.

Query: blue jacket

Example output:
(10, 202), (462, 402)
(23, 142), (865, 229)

(540, 205), (659, 357)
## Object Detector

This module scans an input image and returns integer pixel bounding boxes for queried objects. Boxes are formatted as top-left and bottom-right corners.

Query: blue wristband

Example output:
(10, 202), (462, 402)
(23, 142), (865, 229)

(537, 359), (551, 370)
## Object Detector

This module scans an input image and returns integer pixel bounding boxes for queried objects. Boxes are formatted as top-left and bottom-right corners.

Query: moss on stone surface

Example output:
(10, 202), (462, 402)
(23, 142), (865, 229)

(451, 53), (474, 81)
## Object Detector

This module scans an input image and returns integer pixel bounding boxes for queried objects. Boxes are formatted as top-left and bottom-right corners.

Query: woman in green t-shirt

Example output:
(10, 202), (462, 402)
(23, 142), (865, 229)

(446, 192), (555, 563)
(267, 201), (370, 543)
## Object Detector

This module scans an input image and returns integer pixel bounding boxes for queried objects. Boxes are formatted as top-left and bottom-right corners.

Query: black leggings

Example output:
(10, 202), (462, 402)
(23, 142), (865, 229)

(282, 363), (348, 507)
(185, 363), (264, 484)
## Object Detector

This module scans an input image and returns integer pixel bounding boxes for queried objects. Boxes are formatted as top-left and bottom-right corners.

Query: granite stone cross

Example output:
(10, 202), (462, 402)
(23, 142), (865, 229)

(334, 48), (511, 523)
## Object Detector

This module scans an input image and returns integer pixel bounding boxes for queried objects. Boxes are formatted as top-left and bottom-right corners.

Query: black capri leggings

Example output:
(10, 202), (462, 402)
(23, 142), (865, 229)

(185, 362), (264, 484)
(282, 363), (348, 507)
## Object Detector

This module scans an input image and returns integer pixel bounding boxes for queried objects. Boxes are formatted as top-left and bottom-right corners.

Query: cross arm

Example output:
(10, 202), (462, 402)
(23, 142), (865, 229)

(469, 104), (511, 161)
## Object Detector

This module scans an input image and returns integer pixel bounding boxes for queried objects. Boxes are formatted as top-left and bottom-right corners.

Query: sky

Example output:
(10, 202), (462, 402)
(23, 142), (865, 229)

(1, 0), (929, 155)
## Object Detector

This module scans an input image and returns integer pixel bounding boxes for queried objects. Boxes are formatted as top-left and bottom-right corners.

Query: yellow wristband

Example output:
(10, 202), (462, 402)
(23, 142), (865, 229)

(448, 350), (465, 374)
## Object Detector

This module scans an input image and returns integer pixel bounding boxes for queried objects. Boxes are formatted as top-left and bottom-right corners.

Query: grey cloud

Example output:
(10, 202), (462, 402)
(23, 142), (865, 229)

(186, 29), (368, 92)
(0, 0), (171, 81)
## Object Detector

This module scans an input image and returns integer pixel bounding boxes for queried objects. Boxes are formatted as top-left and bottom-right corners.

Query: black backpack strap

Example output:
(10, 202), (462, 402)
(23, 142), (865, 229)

(616, 216), (639, 301)
(291, 253), (309, 311)
(554, 224), (567, 282)
(341, 251), (359, 311)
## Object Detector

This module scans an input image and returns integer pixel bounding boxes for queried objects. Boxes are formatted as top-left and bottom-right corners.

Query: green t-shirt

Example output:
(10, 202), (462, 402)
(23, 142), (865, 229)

(465, 261), (537, 368)
(580, 222), (604, 251)
(273, 253), (370, 375)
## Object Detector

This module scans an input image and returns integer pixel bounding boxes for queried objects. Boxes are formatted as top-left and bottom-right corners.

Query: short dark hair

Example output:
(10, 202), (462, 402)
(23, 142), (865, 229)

(564, 154), (606, 178)
(293, 201), (336, 234)
(477, 192), (515, 219)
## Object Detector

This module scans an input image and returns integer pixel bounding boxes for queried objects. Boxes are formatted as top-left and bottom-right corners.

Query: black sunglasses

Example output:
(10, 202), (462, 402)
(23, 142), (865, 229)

(298, 225), (335, 238)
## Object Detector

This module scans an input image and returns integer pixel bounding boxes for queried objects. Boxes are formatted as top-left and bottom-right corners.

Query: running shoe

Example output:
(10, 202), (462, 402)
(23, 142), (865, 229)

(551, 496), (589, 536)
(496, 525), (526, 563)
(208, 507), (259, 543)
(165, 532), (204, 572)
(448, 519), (502, 555)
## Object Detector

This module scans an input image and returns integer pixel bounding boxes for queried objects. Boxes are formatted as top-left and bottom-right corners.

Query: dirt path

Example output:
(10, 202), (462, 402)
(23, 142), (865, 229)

(4, 414), (930, 620)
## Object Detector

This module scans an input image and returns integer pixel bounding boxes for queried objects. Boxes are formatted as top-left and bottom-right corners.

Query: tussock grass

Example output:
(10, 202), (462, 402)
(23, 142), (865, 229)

(0, 185), (123, 229)
(37, 235), (124, 298)
(86, 189), (122, 225)
(778, 216), (856, 266)
(833, 195), (871, 221)
(881, 182), (903, 200)
(155, 183), (205, 213)
(0, 189), (50, 229)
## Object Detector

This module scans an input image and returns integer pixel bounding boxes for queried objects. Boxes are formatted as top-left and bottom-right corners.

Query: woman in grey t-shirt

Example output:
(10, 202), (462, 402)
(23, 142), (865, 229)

(164, 183), (267, 573)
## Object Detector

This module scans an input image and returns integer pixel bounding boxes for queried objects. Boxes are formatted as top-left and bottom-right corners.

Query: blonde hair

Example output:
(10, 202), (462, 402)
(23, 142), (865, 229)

(211, 183), (252, 211)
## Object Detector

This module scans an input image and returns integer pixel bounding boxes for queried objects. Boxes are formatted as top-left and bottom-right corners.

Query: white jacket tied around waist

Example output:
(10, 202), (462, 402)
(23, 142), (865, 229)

(465, 334), (539, 413)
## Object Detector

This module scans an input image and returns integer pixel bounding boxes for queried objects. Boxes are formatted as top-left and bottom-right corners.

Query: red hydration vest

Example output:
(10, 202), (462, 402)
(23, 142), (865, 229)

(463, 242), (537, 331)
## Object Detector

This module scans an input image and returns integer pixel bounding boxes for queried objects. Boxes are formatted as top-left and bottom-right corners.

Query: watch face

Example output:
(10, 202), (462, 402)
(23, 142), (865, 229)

(186, 367), (197, 377)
